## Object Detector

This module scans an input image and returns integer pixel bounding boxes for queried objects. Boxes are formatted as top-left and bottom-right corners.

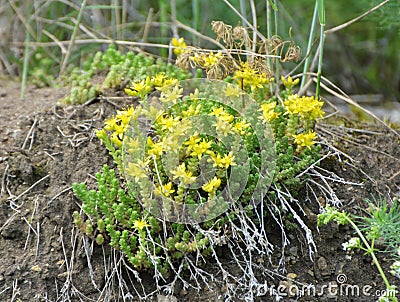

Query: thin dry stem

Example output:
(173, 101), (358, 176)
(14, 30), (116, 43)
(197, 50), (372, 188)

(325, 0), (391, 34)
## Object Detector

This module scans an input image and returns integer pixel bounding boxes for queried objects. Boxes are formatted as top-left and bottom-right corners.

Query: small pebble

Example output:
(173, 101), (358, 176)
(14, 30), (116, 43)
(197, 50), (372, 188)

(30, 265), (42, 272)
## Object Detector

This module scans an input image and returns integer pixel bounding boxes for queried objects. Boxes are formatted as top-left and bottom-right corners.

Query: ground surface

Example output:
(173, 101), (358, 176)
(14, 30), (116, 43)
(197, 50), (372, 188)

(0, 79), (399, 302)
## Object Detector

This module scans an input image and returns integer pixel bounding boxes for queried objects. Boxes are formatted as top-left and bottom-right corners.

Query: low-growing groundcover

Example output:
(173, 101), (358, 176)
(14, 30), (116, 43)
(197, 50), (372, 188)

(0, 76), (399, 301)
(70, 35), (333, 299)
(0, 33), (399, 301)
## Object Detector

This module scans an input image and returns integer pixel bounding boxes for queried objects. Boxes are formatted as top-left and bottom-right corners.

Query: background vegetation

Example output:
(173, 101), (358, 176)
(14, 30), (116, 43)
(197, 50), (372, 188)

(0, 0), (398, 100)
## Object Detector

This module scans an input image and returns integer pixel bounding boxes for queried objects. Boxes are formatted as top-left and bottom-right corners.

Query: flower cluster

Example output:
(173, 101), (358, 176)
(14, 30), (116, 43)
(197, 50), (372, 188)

(171, 37), (187, 55)
(233, 61), (273, 91)
(123, 99), (242, 205)
(124, 73), (179, 100)
(293, 130), (317, 150)
(259, 101), (280, 123)
(283, 94), (325, 122)
(99, 107), (138, 147)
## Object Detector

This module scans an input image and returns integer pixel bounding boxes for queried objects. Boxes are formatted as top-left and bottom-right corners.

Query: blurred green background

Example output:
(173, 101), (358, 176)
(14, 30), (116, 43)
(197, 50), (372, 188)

(0, 0), (398, 100)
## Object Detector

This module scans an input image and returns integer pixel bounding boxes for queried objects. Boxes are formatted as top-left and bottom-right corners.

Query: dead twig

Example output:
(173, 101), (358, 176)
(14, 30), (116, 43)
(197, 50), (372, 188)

(1, 163), (9, 198)
(325, 0), (391, 34)
(388, 170), (400, 182)
(21, 117), (38, 150)
(8, 174), (50, 204)
(48, 186), (72, 204)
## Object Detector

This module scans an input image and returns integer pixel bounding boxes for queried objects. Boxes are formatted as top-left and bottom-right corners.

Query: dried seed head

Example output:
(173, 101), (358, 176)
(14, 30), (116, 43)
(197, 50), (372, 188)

(233, 26), (246, 40)
(282, 44), (301, 62)
(269, 35), (283, 51)
(211, 20), (232, 45)
(175, 48), (195, 70)
(232, 25), (252, 48)
(211, 21), (225, 36)
(250, 58), (271, 77)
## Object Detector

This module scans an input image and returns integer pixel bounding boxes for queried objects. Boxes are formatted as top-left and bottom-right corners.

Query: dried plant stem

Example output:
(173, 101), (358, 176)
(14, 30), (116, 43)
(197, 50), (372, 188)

(20, 24), (30, 99)
(59, 0), (87, 76)
(113, 0), (121, 42)
(300, 2), (318, 91)
(222, 0), (267, 43)
(315, 0), (325, 100)
(249, 0), (257, 56)
(142, 8), (154, 49)
(325, 0), (391, 34)
(316, 76), (399, 137)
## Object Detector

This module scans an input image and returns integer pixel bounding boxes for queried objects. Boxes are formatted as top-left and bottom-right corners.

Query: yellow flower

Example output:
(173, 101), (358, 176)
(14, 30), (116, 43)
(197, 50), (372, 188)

(209, 106), (234, 123)
(126, 160), (149, 182)
(133, 219), (150, 231)
(171, 163), (197, 185)
(152, 73), (167, 87)
(116, 106), (136, 123)
(182, 104), (202, 117)
(189, 88), (200, 100)
(233, 62), (271, 91)
(104, 117), (117, 131)
(170, 118), (192, 137)
(213, 119), (233, 137)
(154, 182), (175, 197)
(209, 151), (235, 169)
(281, 76), (299, 89)
(159, 85), (183, 103)
(143, 105), (164, 121)
(259, 102), (280, 122)
(189, 53), (203, 66)
(162, 77), (179, 88)
(189, 51), (224, 69)
(110, 132), (123, 147)
(161, 135), (180, 151)
(147, 137), (163, 157)
(190, 139), (212, 159)
(203, 51), (224, 68)
(224, 84), (242, 97)
(202, 177), (221, 193)
(124, 78), (152, 98)
(233, 119), (250, 135)
(209, 106), (225, 117)
(293, 130), (317, 149)
(171, 37), (187, 55)
(103, 107), (137, 137)
(157, 115), (181, 132)
(125, 137), (141, 154)
(184, 133), (201, 152)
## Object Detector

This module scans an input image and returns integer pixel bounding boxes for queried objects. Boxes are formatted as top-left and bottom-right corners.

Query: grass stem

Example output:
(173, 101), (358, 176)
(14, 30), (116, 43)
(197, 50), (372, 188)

(300, 2), (318, 91)
(21, 24), (30, 99)
(192, 0), (200, 44)
(315, 0), (325, 100)
(59, 0), (87, 76)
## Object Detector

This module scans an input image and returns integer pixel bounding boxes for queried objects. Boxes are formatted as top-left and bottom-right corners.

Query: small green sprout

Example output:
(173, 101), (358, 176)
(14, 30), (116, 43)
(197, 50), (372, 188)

(318, 204), (398, 302)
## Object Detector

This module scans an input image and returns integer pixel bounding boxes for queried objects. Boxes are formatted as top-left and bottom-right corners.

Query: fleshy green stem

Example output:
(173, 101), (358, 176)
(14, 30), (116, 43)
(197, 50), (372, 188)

(347, 218), (395, 298)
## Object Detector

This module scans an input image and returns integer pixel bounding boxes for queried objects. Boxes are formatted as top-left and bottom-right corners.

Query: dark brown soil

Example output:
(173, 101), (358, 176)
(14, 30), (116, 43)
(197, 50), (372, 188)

(0, 79), (399, 302)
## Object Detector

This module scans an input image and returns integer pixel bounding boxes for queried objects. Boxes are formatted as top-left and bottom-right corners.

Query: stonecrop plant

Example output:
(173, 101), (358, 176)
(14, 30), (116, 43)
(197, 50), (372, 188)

(73, 21), (325, 286)
(62, 45), (192, 104)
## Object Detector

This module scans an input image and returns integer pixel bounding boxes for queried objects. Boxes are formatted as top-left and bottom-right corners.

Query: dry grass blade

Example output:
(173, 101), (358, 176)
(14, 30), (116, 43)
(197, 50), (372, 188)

(59, 0), (87, 76)
(325, 0), (391, 34)
(319, 80), (399, 137)
(222, 0), (267, 43)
